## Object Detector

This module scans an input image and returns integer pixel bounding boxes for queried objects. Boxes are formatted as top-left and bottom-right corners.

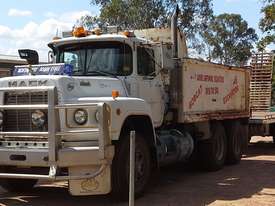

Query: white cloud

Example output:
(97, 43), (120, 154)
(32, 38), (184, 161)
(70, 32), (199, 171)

(44, 10), (91, 22)
(0, 10), (92, 61)
(60, 10), (91, 22)
(0, 25), (12, 38)
(44, 12), (57, 18)
(8, 8), (32, 17)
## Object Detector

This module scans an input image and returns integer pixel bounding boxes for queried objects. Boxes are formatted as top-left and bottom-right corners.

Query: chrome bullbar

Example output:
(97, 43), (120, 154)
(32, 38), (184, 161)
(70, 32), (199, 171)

(0, 86), (113, 180)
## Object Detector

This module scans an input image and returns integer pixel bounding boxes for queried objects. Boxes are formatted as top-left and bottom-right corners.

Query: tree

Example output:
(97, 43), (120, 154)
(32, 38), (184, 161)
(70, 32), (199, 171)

(168, 0), (213, 42)
(203, 13), (258, 66)
(78, 15), (103, 29)
(88, 0), (167, 29)
(258, 0), (275, 50)
(80, 0), (213, 53)
(166, 0), (214, 53)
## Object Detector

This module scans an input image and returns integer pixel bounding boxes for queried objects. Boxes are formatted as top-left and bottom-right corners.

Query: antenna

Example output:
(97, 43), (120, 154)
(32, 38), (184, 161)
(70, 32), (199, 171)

(56, 28), (59, 37)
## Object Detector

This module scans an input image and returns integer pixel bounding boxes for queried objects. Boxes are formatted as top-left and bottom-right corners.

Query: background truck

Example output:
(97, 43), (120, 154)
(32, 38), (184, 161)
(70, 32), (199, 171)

(0, 10), (249, 199)
(249, 52), (275, 141)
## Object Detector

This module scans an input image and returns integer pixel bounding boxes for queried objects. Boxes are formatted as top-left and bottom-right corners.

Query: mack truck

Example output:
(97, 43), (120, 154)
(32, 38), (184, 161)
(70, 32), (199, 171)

(0, 10), (250, 199)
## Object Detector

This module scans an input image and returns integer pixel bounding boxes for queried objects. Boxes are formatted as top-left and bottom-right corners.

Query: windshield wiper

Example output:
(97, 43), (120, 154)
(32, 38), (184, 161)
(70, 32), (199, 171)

(87, 70), (118, 78)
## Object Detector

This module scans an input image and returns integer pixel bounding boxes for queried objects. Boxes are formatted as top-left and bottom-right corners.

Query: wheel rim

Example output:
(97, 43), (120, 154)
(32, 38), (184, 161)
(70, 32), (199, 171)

(126, 142), (149, 192)
(214, 132), (225, 161)
(135, 148), (146, 184)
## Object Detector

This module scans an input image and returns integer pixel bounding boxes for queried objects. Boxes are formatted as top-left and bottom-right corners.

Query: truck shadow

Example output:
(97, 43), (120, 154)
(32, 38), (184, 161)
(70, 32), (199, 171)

(0, 141), (275, 206)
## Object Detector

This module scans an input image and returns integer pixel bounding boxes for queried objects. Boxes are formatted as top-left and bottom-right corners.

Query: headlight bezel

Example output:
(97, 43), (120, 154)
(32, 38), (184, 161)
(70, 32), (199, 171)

(73, 109), (88, 125)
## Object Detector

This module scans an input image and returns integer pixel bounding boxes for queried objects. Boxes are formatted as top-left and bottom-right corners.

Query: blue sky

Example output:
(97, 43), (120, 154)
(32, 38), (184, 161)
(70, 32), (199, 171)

(213, 0), (262, 34)
(0, 0), (272, 61)
(0, 0), (99, 28)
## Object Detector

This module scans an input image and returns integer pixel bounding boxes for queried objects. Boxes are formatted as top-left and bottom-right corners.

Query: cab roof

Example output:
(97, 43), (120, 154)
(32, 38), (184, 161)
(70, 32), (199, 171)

(48, 33), (151, 49)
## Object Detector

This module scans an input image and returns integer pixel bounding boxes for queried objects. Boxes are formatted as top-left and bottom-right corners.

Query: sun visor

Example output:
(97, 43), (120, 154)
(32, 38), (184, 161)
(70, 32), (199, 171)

(12, 63), (73, 76)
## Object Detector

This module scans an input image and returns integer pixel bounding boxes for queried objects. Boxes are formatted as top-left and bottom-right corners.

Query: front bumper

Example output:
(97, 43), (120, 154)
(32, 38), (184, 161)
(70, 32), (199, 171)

(0, 86), (114, 183)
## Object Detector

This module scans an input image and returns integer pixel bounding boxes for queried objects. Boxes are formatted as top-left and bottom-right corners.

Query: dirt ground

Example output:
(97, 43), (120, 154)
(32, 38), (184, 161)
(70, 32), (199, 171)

(1, 136), (275, 206)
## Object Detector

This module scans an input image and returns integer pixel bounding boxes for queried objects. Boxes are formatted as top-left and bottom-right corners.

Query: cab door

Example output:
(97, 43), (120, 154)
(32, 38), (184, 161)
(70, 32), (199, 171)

(135, 46), (166, 127)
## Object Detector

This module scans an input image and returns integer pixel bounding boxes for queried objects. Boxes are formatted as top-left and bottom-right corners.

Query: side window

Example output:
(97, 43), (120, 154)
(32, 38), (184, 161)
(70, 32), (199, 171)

(63, 50), (85, 74)
(137, 47), (155, 76)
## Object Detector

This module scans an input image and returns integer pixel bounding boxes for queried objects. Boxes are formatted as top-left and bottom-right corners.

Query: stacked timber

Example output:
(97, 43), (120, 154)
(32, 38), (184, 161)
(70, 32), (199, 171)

(250, 53), (275, 112)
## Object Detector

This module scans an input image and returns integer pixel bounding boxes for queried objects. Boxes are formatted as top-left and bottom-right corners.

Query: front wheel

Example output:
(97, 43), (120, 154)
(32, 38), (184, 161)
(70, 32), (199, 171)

(198, 122), (227, 171)
(111, 131), (152, 200)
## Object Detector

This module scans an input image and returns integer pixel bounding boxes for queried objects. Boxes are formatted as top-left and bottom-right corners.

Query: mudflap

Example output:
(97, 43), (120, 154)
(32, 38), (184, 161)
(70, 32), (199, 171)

(68, 165), (111, 196)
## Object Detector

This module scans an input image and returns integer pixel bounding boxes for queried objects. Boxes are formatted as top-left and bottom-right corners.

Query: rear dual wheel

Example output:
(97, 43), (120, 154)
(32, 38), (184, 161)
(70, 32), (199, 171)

(225, 121), (246, 164)
(198, 122), (227, 171)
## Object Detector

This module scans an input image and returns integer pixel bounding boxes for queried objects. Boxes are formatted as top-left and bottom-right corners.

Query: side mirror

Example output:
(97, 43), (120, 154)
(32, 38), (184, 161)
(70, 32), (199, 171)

(48, 50), (55, 63)
(161, 44), (175, 70)
(18, 49), (39, 65)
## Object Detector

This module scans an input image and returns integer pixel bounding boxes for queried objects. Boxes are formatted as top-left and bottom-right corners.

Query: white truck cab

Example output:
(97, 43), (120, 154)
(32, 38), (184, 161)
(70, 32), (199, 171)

(48, 32), (175, 127)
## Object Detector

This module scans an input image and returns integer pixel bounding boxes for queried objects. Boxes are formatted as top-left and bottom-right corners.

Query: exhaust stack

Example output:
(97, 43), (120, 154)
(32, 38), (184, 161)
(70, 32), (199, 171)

(171, 5), (180, 59)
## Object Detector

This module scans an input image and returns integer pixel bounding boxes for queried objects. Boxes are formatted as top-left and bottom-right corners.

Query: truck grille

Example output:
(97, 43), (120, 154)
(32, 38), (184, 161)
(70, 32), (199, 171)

(3, 92), (48, 132)
(4, 91), (48, 105)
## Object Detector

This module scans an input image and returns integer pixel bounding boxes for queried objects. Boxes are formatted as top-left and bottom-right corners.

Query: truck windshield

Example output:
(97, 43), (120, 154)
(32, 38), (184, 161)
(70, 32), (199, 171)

(56, 41), (132, 76)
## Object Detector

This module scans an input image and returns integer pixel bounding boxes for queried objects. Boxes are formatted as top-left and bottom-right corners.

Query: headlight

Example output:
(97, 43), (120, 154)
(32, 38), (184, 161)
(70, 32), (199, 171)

(31, 110), (46, 128)
(0, 111), (3, 126)
(74, 109), (88, 125)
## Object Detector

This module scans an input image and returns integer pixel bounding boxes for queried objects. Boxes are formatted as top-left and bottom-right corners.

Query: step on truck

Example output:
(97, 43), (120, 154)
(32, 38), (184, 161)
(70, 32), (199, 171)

(0, 9), (250, 198)
(249, 52), (275, 141)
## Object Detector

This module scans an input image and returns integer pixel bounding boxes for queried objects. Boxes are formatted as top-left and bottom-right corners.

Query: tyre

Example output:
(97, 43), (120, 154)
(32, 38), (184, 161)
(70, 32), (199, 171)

(198, 122), (227, 171)
(225, 121), (244, 164)
(270, 124), (275, 144)
(111, 131), (152, 200)
(241, 123), (249, 152)
(0, 179), (37, 192)
(248, 136), (252, 143)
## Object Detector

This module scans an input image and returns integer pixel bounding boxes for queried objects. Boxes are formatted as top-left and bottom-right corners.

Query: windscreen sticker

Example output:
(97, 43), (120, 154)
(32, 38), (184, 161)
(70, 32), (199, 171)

(12, 64), (73, 76)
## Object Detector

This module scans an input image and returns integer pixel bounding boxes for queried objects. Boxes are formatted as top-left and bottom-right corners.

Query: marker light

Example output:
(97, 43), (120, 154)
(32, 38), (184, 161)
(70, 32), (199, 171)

(73, 26), (87, 37)
(123, 31), (135, 37)
(93, 28), (102, 35)
(112, 90), (119, 99)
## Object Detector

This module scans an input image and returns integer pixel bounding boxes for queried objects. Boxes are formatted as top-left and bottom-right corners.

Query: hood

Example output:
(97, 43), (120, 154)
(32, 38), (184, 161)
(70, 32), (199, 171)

(0, 75), (127, 103)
